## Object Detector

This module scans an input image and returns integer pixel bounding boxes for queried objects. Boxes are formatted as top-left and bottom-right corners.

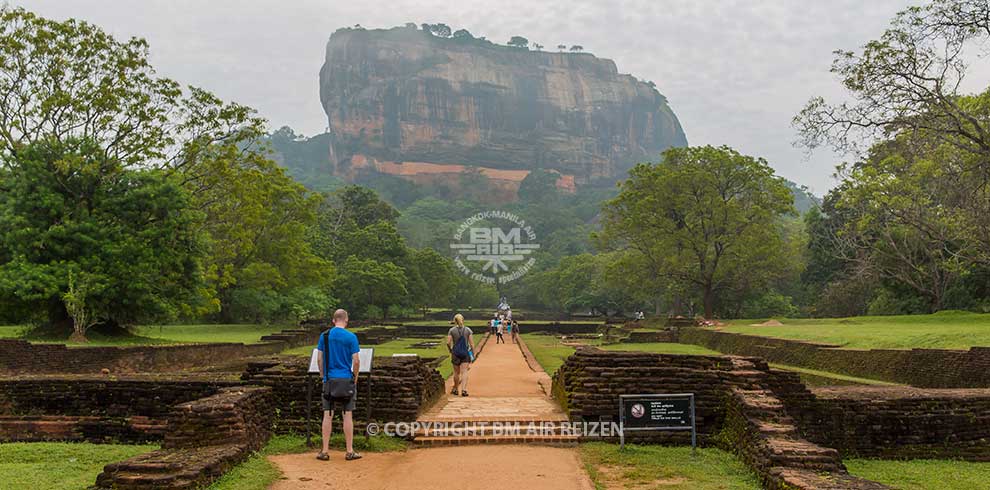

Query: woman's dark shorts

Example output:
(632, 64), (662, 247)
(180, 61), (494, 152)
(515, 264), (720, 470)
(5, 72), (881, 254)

(451, 354), (471, 366)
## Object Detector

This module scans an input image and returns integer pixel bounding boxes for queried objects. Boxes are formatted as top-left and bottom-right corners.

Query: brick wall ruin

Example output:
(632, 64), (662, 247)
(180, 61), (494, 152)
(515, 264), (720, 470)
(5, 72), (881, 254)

(96, 386), (275, 490)
(0, 375), (239, 443)
(0, 327), (319, 375)
(241, 355), (444, 432)
(679, 329), (990, 388)
(552, 347), (990, 489)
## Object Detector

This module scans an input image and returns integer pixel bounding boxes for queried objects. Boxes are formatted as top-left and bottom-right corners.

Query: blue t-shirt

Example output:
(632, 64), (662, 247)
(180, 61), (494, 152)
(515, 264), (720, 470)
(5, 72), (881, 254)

(317, 327), (360, 381)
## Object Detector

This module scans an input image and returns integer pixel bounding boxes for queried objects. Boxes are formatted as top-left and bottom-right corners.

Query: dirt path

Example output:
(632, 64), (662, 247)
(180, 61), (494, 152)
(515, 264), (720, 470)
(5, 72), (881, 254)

(268, 335), (594, 490)
(269, 445), (594, 490)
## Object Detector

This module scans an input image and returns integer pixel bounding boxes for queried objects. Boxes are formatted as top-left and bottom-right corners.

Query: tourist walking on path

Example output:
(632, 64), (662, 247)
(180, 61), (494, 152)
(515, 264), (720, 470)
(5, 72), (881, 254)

(316, 309), (362, 462)
(511, 320), (520, 344)
(447, 314), (475, 396)
(495, 318), (505, 344)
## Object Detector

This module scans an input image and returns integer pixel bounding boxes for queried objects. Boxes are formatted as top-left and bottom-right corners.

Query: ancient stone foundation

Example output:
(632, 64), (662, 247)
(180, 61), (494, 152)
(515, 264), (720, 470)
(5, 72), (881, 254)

(679, 329), (990, 388)
(0, 327), (319, 375)
(241, 355), (445, 432)
(552, 347), (990, 489)
(96, 386), (274, 489)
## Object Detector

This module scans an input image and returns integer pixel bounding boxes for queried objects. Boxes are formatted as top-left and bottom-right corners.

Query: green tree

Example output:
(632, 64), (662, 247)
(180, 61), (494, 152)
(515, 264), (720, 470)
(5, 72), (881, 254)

(600, 145), (796, 319)
(0, 139), (207, 340)
(406, 248), (457, 316)
(796, 0), (990, 164)
(507, 36), (529, 49)
(0, 7), (263, 172)
(336, 257), (408, 320)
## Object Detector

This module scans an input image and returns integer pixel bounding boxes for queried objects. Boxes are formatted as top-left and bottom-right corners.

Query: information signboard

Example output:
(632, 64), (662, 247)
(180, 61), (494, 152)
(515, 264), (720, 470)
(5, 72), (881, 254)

(308, 347), (374, 374)
(619, 393), (696, 451)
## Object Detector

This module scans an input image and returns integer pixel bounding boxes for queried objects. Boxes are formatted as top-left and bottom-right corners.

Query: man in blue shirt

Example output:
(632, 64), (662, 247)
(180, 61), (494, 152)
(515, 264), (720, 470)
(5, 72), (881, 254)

(316, 309), (362, 462)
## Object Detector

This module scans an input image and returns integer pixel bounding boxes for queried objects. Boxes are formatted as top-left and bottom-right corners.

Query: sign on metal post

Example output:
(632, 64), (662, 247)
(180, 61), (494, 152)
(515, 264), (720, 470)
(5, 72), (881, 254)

(619, 393), (696, 453)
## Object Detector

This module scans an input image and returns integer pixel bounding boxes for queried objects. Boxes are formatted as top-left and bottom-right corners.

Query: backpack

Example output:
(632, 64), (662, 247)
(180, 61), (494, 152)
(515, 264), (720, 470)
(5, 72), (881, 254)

(452, 326), (470, 358)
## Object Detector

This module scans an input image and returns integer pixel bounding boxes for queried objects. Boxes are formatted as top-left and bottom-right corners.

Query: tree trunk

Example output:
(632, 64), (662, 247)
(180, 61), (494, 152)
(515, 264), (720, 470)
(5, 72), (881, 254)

(68, 329), (89, 344)
(703, 287), (715, 320)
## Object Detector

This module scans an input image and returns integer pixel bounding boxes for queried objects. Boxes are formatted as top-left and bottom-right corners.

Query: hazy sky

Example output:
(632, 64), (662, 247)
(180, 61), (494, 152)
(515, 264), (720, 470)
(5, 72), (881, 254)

(15, 0), (974, 193)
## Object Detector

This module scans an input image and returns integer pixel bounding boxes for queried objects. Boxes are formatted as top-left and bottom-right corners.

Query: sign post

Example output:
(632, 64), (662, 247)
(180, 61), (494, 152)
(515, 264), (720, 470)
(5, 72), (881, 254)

(358, 348), (374, 442)
(619, 393), (696, 453)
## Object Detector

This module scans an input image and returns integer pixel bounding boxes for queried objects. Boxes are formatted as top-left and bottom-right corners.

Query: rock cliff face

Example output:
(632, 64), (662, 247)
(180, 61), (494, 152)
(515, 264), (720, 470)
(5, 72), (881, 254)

(319, 26), (687, 193)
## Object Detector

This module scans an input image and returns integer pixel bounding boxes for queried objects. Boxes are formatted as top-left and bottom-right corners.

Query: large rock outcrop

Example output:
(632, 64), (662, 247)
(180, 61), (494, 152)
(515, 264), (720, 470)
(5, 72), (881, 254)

(318, 26), (687, 193)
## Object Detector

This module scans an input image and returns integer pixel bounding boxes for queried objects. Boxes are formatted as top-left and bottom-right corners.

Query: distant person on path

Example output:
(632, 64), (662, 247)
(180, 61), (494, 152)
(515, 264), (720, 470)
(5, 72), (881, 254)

(490, 315), (498, 336)
(511, 320), (520, 344)
(447, 314), (475, 396)
(495, 318), (505, 344)
(316, 309), (362, 462)
(505, 320), (513, 343)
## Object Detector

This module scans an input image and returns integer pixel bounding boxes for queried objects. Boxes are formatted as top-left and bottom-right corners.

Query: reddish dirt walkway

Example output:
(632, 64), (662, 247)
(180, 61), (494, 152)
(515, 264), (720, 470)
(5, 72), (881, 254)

(269, 445), (594, 490)
(268, 335), (593, 489)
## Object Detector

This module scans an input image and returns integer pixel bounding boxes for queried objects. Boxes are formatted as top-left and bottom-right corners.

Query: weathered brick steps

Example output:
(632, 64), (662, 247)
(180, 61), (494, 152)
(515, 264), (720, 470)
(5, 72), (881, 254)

(768, 468), (890, 490)
(96, 387), (274, 489)
(96, 444), (247, 490)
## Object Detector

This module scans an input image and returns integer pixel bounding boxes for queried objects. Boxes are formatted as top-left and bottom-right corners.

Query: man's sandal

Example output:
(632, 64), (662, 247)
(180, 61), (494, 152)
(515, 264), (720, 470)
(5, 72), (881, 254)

(461, 390), (469, 397)
(345, 452), (363, 461)
(316, 452), (330, 461)
(450, 387), (458, 395)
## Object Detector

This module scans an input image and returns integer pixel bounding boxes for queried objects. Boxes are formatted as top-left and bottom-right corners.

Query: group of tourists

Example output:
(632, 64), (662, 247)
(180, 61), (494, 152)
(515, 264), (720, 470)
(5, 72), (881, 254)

(490, 314), (519, 344)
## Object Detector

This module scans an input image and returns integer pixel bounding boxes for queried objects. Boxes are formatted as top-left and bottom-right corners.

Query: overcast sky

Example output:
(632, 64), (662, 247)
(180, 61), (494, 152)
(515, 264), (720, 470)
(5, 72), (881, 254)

(15, 0), (978, 193)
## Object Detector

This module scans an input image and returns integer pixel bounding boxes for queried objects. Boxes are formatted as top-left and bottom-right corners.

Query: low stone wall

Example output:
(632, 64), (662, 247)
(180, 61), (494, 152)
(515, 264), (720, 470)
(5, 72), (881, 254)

(0, 375), (240, 443)
(242, 355), (444, 433)
(163, 386), (274, 450)
(96, 387), (275, 490)
(0, 326), (319, 375)
(552, 347), (771, 444)
(623, 329), (678, 343)
(520, 322), (603, 335)
(679, 329), (990, 388)
(553, 348), (892, 489)
(779, 386), (990, 461)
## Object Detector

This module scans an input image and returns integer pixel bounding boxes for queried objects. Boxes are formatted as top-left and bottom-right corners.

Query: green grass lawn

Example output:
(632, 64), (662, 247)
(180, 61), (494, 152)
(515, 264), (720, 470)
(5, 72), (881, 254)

(208, 434), (406, 490)
(9, 323), (286, 346)
(521, 334), (720, 375)
(0, 442), (157, 490)
(0, 325), (26, 338)
(846, 459), (990, 490)
(580, 442), (760, 490)
(769, 363), (898, 387)
(720, 311), (990, 350)
(132, 324), (286, 345)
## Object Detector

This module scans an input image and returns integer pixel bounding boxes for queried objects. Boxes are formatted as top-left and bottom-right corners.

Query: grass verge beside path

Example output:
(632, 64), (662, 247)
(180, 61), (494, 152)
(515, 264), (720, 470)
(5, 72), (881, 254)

(208, 434), (407, 490)
(0, 442), (156, 490)
(770, 363), (899, 387)
(580, 442), (761, 490)
(721, 311), (990, 350)
(846, 459), (990, 490)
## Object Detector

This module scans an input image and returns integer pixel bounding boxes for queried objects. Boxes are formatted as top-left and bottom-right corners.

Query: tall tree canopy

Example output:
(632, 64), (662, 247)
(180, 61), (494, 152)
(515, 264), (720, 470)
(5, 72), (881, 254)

(0, 139), (206, 340)
(599, 145), (796, 319)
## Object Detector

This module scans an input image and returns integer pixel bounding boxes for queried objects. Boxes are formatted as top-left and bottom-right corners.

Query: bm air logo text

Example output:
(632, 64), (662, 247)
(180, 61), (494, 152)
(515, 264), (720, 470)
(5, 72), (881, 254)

(450, 211), (540, 284)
